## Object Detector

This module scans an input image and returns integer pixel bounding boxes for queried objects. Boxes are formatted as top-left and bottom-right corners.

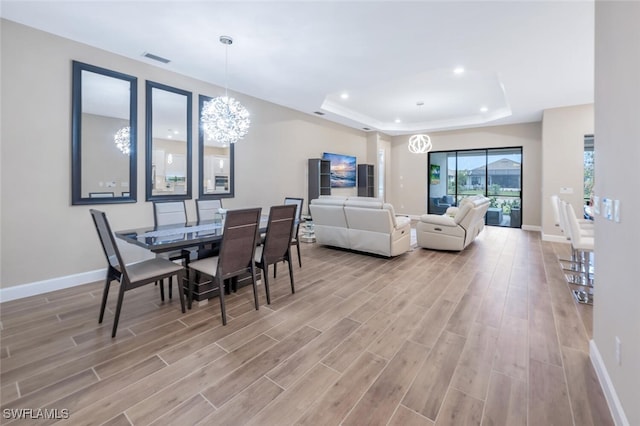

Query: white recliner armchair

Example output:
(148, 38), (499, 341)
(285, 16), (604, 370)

(416, 195), (490, 251)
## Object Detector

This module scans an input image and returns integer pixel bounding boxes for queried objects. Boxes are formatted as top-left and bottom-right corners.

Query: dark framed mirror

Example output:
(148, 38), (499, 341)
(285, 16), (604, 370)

(146, 81), (192, 201)
(72, 61), (137, 204)
(198, 95), (235, 199)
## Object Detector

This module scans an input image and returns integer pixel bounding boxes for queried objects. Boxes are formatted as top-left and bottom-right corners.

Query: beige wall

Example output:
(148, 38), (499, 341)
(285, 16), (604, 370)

(593, 2), (640, 425)
(541, 104), (594, 240)
(0, 19), (365, 289)
(388, 122), (543, 228)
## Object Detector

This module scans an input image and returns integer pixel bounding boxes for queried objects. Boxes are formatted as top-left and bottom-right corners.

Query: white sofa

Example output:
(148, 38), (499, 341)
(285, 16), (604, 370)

(416, 195), (490, 251)
(309, 196), (411, 257)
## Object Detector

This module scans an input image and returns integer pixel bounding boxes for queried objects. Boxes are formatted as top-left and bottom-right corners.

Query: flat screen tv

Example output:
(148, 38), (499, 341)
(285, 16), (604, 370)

(323, 152), (357, 188)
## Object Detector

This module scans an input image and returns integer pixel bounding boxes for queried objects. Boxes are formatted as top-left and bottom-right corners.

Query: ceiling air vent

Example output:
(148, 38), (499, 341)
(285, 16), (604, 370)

(142, 52), (171, 64)
(362, 127), (371, 131)
(313, 111), (325, 116)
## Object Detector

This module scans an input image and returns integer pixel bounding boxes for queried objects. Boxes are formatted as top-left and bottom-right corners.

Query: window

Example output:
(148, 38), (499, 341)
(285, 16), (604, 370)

(428, 147), (523, 227)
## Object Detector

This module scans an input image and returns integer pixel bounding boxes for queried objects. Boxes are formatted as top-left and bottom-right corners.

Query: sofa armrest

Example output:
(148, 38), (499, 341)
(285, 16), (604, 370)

(445, 206), (459, 217)
(419, 214), (457, 227)
(395, 215), (411, 229)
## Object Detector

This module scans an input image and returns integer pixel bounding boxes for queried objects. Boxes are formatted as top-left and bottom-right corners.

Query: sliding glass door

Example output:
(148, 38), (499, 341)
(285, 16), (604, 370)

(428, 147), (522, 227)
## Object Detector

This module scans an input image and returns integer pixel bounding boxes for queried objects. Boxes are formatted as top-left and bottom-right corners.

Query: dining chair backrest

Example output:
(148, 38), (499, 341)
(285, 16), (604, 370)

(90, 209), (125, 275)
(217, 208), (262, 281)
(262, 204), (297, 265)
(196, 199), (223, 222)
(565, 202), (582, 244)
(154, 201), (187, 227)
(284, 197), (304, 222)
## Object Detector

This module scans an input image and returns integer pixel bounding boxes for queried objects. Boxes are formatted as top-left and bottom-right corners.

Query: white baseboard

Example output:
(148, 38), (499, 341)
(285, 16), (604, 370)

(541, 233), (569, 243)
(590, 339), (630, 426)
(0, 269), (106, 303)
(522, 224), (541, 232)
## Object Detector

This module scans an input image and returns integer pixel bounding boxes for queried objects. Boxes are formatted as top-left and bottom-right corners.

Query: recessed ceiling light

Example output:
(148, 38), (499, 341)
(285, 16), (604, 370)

(173, 130), (179, 135)
(453, 67), (465, 75)
(340, 93), (349, 100)
(395, 118), (401, 123)
(480, 106), (488, 112)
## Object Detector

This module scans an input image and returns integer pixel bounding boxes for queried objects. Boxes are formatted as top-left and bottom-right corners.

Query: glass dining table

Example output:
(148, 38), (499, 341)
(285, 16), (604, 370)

(115, 214), (269, 254)
(115, 214), (271, 302)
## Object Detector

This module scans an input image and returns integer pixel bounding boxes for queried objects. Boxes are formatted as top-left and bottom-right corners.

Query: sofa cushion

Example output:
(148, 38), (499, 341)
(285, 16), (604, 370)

(313, 196), (347, 206)
(344, 199), (383, 209)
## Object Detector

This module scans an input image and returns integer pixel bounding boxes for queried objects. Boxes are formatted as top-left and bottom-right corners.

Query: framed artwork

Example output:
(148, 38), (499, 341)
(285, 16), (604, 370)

(322, 152), (356, 187)
(430, 164), (441, 184)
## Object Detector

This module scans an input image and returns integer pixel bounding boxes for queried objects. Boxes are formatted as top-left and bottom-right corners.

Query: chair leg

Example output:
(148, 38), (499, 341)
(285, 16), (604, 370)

(218, 277), (227, 325)
(99, 270), (114, 323)
(177, 271), (186, 313)
(262, 264), (271, 305)
(159, 279), (165, 302)
(187, 272), (194, 310)
(296, 241), (302, 268)
(288, 256), (295, 294)
(111, 282), (127, 338)
(273, 263), (277, 279)
(251, 265), (260, 310)
(169, 276), (173, 299)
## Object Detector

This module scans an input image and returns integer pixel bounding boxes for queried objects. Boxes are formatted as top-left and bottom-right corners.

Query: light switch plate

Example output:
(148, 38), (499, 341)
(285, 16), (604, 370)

(604, 198), (613, 220)
(593, 195), (600, 215)
(614, 200), (620, 222)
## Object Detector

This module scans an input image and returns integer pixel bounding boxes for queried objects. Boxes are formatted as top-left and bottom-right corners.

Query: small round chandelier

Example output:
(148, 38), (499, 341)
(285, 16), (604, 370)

(408, 134), (432, 154)
(201, 35), (250, 145)
(114, 126), (130, 155)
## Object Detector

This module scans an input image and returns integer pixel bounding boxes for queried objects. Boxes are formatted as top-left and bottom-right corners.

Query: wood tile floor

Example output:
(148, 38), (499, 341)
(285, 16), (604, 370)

(0, 226), (613, 425)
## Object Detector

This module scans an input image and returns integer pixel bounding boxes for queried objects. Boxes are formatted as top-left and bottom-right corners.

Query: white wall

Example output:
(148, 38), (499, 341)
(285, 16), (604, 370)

(541, 104), (594, 241)
(388, 122), (542, 228)
(0, 19), (365, 291)
(593, 2), (640, 425)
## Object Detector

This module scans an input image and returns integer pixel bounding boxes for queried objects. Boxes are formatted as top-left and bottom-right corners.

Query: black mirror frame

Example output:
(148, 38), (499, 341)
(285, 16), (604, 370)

(198, 94), (235, 200)
(145, 81), (193, 201)
(71, 61), (137, 205)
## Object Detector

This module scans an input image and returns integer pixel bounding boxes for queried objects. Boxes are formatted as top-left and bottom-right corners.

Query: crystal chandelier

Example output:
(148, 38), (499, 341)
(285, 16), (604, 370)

(408, 134), (432, 154)
(202, 35), (250, 145)
(114, 126), (130, 155)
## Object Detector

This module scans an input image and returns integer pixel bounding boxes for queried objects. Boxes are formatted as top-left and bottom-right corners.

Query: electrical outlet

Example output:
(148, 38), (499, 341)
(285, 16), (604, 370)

(615, 336), (622, 365)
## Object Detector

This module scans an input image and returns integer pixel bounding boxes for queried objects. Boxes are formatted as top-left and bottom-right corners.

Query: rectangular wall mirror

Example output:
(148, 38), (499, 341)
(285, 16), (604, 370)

(145, 81), (192, 200)
(71, 61), (137, 204)
(198, 95), (235, 199)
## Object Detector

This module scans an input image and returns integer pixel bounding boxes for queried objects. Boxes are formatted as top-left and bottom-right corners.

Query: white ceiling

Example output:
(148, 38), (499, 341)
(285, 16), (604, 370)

(1, 0), (595, 135)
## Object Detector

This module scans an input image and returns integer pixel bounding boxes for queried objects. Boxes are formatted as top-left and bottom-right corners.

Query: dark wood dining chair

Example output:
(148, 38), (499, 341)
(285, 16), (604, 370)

(255, 204), (297, 305)
(153, 200), (192, 300)
(187, 208), (262, 325)
(90, 209), (185, 337)
(284, 197), (304, 268)
(274, 197), (303, 279)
